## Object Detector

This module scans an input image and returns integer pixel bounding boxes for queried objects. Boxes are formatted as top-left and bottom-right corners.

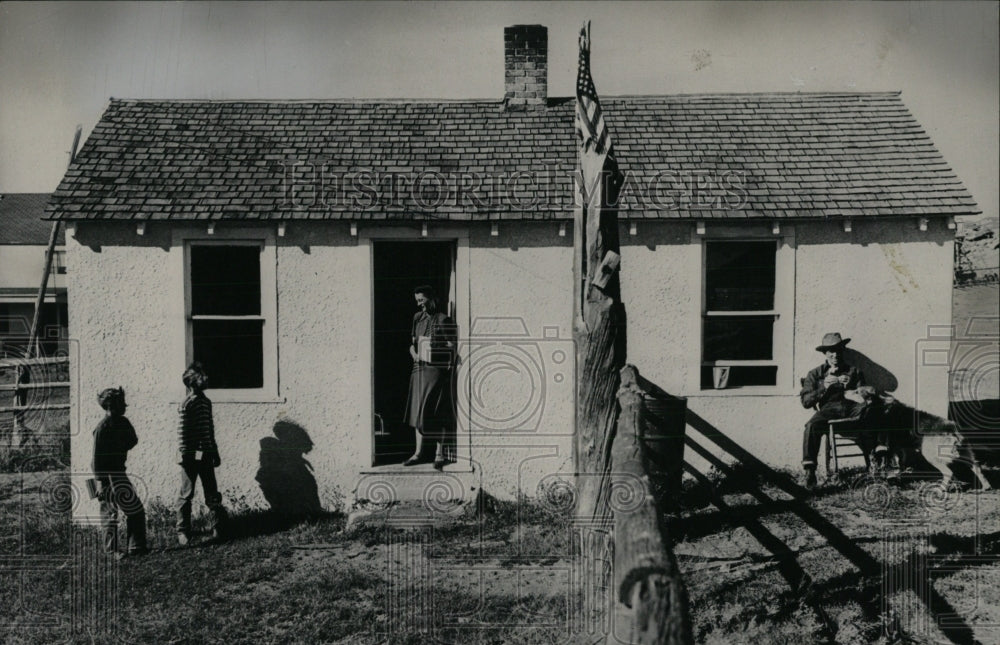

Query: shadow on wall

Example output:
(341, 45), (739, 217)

(255, 420), (322, 517)
(843, 348), (898, 393)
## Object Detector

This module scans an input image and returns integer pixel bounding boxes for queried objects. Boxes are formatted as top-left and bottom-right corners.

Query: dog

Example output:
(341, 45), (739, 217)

(854, 387), (992, 491)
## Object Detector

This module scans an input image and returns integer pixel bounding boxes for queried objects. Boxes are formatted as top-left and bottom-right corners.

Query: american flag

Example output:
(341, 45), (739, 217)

(573, 22), (622, 316)
(576, 23), (610, 157)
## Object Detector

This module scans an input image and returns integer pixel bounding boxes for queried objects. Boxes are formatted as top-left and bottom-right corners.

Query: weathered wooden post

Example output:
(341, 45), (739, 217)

(571, 24), (693, 643)
(573, 21), (627, 521)
(608, 365), (692, 644)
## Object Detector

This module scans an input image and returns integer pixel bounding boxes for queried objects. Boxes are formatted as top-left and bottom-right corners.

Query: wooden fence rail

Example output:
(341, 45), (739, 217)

(0, 383), (71, 391)
(0, 356), (70, 368)
(0, 404), (71, 414)
(2, 354), (71, 449)
(607, 364), (692, 645)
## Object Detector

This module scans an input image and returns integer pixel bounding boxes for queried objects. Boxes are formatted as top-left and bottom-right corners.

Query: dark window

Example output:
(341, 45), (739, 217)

(190, 246), (261, 315)
(189, 244), (264, 389)
(703, 241), (778, 388)
(700, 365), (778, 389)
(192, 320), (264, 389)
(703, 316), (774, 361)
(705, 242), (775, 311)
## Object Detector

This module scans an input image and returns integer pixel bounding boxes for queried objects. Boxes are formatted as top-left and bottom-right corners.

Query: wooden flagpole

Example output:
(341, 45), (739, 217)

(572, 22), (627, 521)
(571, 24), (693, 644)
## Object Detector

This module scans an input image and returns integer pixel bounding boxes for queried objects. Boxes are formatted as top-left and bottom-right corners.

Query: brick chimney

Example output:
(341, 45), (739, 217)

(504, 25), (547, 107)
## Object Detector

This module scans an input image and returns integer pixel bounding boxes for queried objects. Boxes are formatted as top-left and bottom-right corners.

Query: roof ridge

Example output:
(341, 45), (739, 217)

(603, 91), (903, 99)
(109, 97), (506, 104)
(106, 91), (902, 105)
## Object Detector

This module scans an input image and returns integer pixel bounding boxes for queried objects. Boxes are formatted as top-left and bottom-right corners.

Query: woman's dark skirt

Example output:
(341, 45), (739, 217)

(403, 362), (453, 440)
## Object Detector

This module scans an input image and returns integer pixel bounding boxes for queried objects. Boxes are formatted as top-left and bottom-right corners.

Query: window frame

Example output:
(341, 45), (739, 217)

(52, 249), (67, 275)
(697, 225), (796, 394)
(179, 230), (279, 402)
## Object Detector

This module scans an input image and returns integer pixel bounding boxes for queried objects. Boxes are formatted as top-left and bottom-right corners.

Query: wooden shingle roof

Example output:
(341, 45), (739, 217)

(46, 93), (979, 221)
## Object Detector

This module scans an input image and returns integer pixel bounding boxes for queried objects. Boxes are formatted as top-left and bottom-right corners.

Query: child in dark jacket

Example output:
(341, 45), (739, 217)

(175, 362), (228, 545)
(92, 387), (147, 557)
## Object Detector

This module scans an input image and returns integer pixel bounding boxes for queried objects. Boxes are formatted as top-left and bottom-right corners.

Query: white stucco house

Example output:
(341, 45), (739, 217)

(47, 25), (980, 520)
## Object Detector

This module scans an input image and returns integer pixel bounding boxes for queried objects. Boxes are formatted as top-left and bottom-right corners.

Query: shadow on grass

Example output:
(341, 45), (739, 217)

(142, 505), (345, 551)
(675, 408), (983, 645)
(219, 508), (343, 543)
(805, 529), (1000, 643)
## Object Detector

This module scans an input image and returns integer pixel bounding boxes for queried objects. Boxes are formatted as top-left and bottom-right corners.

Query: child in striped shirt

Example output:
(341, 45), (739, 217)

(175, 362), (228, 545)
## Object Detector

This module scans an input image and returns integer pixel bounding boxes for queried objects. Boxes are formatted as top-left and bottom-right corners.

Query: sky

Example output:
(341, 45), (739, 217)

(1, 1), (997, 220)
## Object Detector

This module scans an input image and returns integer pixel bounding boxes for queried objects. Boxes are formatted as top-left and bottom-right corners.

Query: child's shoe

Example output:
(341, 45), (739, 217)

(177, 533), (190, 546)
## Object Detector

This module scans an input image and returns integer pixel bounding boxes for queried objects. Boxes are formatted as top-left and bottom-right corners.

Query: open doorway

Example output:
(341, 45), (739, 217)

(372, 240), (455, 466)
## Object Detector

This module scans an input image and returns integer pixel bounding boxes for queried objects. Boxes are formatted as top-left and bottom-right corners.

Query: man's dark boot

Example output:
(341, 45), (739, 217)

(804, 467), (818, 491)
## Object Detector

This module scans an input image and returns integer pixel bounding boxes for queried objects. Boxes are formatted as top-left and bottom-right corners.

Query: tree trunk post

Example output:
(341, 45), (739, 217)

(572, 22), (628, 522)
(573, 167), (626, 521)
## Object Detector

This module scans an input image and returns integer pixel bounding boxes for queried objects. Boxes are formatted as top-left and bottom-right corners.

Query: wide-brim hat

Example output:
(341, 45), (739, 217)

(816, 332), (851, 352)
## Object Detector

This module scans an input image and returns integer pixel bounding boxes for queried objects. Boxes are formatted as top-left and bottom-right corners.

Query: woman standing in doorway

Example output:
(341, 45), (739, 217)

(403, 285), (456, 469)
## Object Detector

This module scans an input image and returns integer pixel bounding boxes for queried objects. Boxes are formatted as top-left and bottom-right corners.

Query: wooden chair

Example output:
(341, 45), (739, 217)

(825, 416), (870, 477)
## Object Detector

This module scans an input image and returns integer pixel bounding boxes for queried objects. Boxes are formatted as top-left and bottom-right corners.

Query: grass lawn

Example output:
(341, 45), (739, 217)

(2, 465), (998, 644)
(1, 472), (580, 645)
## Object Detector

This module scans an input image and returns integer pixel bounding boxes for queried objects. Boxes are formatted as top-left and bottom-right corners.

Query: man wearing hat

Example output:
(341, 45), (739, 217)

(799, 332), (867, 489)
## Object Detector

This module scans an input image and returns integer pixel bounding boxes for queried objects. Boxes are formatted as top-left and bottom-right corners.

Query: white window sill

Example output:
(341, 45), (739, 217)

(170, 393), (286, 405)
(687, 387), (800, 397)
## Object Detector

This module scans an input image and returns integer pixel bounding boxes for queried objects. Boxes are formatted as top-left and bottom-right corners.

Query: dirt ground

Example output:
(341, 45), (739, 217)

(0, 286), (995, 643)
(2, 467), (998, 644)
(673, 465), (1000, 645)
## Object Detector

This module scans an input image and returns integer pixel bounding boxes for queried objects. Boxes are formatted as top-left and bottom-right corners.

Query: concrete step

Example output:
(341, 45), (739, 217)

(351, 462), (479, 526)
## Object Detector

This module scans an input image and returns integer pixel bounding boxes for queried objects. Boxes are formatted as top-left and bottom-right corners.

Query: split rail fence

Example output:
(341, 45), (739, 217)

(0, 355), (71, 451)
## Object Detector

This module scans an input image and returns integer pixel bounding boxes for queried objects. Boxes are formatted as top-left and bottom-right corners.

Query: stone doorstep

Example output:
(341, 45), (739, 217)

(351, 463), (479, 525)
(358, 462), (475, 476)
